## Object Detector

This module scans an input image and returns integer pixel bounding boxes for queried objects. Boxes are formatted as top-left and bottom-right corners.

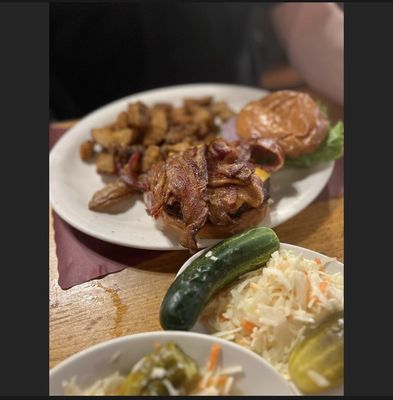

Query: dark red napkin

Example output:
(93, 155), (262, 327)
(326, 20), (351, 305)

(50, 125), (342, 290)
(53, 213), (166, 289)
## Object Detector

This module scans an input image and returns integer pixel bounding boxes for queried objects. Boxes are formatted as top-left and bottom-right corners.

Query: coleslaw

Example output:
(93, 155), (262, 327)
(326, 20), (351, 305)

(201, 249), (344, 379)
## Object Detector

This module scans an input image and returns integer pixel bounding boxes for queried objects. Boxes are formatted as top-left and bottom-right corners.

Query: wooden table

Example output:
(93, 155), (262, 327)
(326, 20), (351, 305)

(49, 86), (344, 369)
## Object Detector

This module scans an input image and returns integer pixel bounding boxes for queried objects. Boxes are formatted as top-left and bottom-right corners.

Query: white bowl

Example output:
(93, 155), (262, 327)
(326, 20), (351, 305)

(50, 331), (294, 395)
(175, 242), (344, 396)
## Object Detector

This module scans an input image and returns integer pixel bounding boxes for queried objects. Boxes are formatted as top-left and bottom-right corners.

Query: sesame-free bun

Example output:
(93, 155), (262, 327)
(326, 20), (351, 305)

(236, 91), (329, 158)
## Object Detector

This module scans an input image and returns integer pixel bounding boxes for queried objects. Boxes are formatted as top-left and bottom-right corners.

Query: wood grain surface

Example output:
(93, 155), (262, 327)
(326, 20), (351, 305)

(49, 83), (344, 369)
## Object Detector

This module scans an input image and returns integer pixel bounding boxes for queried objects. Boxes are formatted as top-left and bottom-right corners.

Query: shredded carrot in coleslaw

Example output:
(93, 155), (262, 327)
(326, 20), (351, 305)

(207, 344), (221, 371)
(242, 320), (256, 335)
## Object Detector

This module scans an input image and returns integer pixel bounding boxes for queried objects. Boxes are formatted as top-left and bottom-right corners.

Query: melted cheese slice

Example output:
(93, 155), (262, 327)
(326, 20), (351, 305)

(233, 168), (270, 211)
(255, 167), (270, 181)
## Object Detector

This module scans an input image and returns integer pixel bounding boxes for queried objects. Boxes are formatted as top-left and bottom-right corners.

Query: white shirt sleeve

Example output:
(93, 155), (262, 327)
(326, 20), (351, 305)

(271, 3), (344, 105)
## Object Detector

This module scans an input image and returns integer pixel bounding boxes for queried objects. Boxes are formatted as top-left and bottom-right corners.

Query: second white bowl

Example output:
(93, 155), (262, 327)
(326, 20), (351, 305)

(50, 331), (294, 396)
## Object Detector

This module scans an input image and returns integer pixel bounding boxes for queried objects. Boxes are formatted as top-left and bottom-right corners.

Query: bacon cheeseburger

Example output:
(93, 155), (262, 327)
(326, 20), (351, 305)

(142, 138), (284, 252)
(141, 91), (343, 251)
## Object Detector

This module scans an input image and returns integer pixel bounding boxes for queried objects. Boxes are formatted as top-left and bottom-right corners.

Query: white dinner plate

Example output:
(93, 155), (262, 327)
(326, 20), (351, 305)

(50, 83), (334, 250)
(176, 242), (344, 396)
(49, 331), (295, 395)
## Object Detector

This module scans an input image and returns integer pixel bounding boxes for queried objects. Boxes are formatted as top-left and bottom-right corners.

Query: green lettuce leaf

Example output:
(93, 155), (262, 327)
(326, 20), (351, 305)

(285, 121), (344, 168)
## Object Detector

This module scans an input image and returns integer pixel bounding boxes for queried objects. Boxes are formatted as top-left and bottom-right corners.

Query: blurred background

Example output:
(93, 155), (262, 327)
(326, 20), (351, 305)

(50, 2), (343, 121)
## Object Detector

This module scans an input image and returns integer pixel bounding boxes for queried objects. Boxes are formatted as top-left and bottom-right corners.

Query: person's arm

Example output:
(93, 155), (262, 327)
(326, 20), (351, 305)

(271, 2), (343, 105)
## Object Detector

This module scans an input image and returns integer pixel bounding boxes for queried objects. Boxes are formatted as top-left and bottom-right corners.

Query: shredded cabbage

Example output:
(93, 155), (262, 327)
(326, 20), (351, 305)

(201, 250), (344, 379)
(63, 372), (126, 396)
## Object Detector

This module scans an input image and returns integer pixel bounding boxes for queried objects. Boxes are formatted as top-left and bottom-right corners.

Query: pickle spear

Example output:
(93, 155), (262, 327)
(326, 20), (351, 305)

(288, 311), (344, 394)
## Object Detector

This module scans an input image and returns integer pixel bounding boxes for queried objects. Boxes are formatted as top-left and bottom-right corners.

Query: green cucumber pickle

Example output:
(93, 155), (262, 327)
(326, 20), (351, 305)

(160, 227), (280, 330)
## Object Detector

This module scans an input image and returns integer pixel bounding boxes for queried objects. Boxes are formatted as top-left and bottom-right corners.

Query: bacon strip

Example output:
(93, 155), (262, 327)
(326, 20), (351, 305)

(207, 138), (254, 188)
(144, 145), (208, 251)
(245, 138), (285, 173)
(166, 145), (208, 250)
(144, 161), (169, 218)
(207, 175), (265, 226)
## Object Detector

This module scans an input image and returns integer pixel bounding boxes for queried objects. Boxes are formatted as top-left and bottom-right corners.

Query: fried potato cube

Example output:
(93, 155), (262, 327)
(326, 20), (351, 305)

(143, 128), (166, 146)
(165, 124), (199, 144)
(92, 128), (136, 148)
(184, 96), (212, 112)
(143, 108), (168, 145)
(127, 101), (150, 130)
(153, 102), (173, 115)
(79, 140), (94, 160)
(185, 106), (217, 138)
(211, 101), (235, 122)
(115, 111), (128, 130)
(113, 128), (137, 147)
(152, 108), (168, 131)
(96, 153), (116, 174)
(88, 180), (133, 212)
(92, 128), (115, 148)
(171, 107), (193, 125)
(192, 107), (216, 137)
(197, 122), (211, 137)
(192, 106), (213, 125)
(162, 142), (193, 158)
(141, 145), (163, 172)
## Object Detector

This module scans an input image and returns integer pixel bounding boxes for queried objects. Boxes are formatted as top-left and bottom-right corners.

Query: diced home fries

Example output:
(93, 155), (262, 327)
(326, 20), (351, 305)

(79, 96), (235, 212)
